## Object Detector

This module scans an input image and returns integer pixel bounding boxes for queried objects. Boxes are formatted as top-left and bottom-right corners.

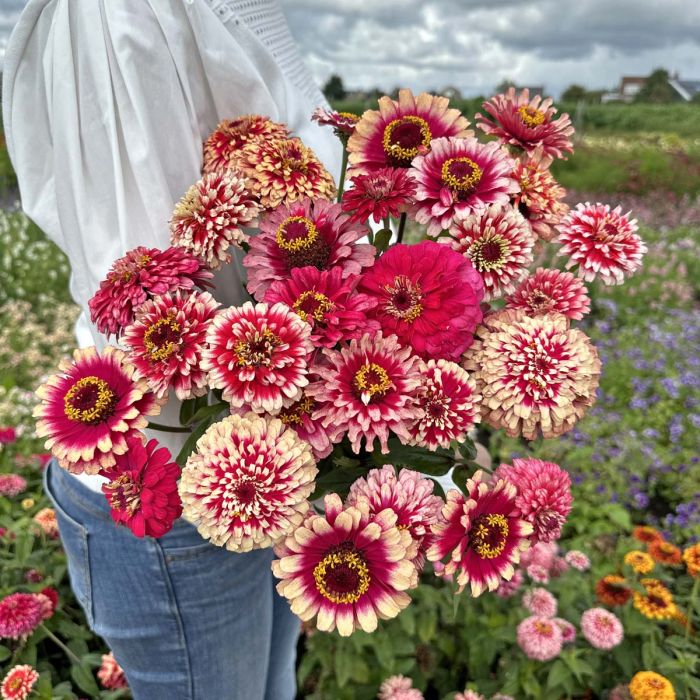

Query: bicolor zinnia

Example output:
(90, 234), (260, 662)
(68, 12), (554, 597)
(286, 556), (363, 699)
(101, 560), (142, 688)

(506, 268), (591, 321)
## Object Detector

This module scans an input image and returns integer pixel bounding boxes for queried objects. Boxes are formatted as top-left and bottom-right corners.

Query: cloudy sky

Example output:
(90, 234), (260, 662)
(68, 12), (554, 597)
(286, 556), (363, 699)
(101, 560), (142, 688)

(1, 0), (699, 97)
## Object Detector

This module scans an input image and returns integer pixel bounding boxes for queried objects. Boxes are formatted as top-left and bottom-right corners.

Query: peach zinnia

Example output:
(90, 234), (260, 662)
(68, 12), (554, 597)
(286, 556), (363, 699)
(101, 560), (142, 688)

(272, 494), (417, 636)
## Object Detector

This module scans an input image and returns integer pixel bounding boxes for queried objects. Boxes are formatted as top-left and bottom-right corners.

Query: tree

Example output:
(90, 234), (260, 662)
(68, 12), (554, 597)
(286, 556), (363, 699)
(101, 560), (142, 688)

(561, 84), (587, 102)
(495, 79), (516, 94)
(635, 69), (675, 103)
(323, 74), (346, 101)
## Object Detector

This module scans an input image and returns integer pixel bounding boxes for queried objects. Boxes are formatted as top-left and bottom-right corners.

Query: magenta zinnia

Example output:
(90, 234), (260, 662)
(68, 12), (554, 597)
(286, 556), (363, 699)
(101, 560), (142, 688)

(34, 346), (161, 474)
(307, 333), (422, 453)
(311, 107), (360, 137)
(0, 593), (43, 640)
(348, 89), (472, 172)
(506, 268), (591, 321)
(448, 204), (534, 300)
(263, 266), (379, 348)
(276, 389), (333, 460)
(0, 474), (27, 497)
(1, 665), (39, 700)
(170, 171), (260, 269)
(244, 197), (375, 300)
(341, 167), (417, 224)
(427, 470), (533, 595)
(409, 359), (480, 450)
(89, 246), (212, 337)
(272, 493), (417, 636)
(557, 202), (647, 285)
(202, 302), (312, 414)
(179, 413), (317, 552)
(358, 241), (484, 360)
(411, 137), (519, 236)
(477, 88), (574, 159)
(463, 310), (601, 440)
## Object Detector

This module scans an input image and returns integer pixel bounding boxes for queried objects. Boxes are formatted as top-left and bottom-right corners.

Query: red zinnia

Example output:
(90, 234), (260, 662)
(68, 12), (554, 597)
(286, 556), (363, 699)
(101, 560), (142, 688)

(341, 168), (417, 224)
(506, 268), (591, 321)
(648, 540), (683, 566)
(0, 427), (16, 444)
(0, 593), (44, 640)
(97, 652), (129, 690)
(1, 665), (39, 700)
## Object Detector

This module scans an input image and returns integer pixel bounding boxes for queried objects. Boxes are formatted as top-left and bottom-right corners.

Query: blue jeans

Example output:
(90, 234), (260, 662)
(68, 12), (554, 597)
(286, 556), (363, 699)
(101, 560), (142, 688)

(44, 461), (299, 699)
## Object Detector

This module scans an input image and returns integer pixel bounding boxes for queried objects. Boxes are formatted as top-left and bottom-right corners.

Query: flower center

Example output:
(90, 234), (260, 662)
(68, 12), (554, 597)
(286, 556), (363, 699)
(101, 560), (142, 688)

(534, 620), (554, 636)
(279, 143), (308, 173)
(279, 396), (315, 426)
(441, 157), (483, 192)
(275, 216), (330, 270)
(293, 291), (335, 323)
(313, 543), (371, 605)
(383, 275), (423, 322)
(470, 235), (509, 271)
(103, 474), (142, 516)
(111, 253), (151, 282)
(63, 376), (116, 424)
(354, 362), (392, 405)
(382, 116), (432, 166)
(518, 105), (546, 128)
(659, 543), (675, 554)
(223, 476), (259, 520)
(8, 677), (23, 691)
(234, 329), (281, 367)
(144, 313), (181, 361)
(527, 290), (553, 312)
(469, 513), (509, 559)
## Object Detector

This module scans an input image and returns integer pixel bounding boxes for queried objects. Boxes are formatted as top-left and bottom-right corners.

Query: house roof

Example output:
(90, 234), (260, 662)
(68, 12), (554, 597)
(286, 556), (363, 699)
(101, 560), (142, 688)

(669, 78), (700, 101)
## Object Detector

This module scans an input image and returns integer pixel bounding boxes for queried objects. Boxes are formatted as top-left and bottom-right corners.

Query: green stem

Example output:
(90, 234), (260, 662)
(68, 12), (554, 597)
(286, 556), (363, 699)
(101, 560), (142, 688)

(41, 624), (81, 665)
(396, 212), (407, 244)
(147, 422), (192, 434)
(336, 147), (349, 203)
(686, 575), (699, 640)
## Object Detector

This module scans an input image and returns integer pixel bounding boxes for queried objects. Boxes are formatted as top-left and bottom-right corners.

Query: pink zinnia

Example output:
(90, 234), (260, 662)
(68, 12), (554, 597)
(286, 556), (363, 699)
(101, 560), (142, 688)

(272, 494), (418, 636)
(244, 197), (375, 300)
(378, 675), (424, 700)
(454, 692), (485, 700)
(477, 88), (574, 159)
(341, 168), (417, 224)
(565, 550), (591, 571)
(495, 458), (572, 543)
(101, 437), (182, 538)
(554, 617), (577, 644)
(311, 107), (360, 138)
(580, 607), (624, 650)
(1, 665), (39, 700)
(358, 241), (484, 361)
(89, 246), (213, 337)
(34, 346), (162, 474)
(411, 137), (519, 236)
(33, 508), (59, 539)
(527, 565), (550, 584)
(521, 541), (558, 572)
(516, 615), (563, 661)
(263, 266), (379, 348)
(0, 474), (27, 497)
(427, 470), (533, 596)
(274, 390), (333, 460)
(557, 203), (646, 285)
(307, 332), (422, 454)
(0, 427), (16, 444)
(409, 359), (480, 450)
(448, 204), (534, 301)
(97, 652), (129, 690)
(523, 587), (557, 618)
(202, 302), (312, 415)
(494, 569), (523, 598)
(507, 268), (591, 321)
(122, 291), (220, 400)
(0, 593), (44, 640)
(170, 171), (260, 269)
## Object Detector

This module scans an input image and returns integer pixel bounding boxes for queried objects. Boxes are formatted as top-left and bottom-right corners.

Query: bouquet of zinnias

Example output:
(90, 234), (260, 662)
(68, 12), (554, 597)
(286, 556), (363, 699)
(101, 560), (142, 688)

(34, 89), (647, 636)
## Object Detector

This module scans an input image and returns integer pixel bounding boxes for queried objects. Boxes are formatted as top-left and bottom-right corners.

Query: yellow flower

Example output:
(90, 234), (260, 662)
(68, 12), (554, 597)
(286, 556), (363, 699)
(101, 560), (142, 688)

(624, 550), (654, 574)
(682, 543), (700, 577)
(21, 498), (35, 510)
(629, 671), (675, 700)
(633, 578), (677, 620)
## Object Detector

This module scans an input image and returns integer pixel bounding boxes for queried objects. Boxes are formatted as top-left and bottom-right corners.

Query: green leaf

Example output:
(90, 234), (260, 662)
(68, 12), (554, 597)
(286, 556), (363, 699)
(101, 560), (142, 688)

(311, 465), (368, 500)
(605, 504), (632, 530)
(371, 438), (454, 475)
(0, 645), (10, 662)
(185, 402), (229, 426)
(178, 398), (197, 426)
(373, 228), (393, 253)
(70, 661), (100, 696)
(546, 659), (570, 690)
(454, 437), (477, 462)
(451, 463), (477, 492)
(176, 416), (215, 466)
(334, 641), (353, 688)
(14, 531), (34, 565)
(373, 633), (395, 671)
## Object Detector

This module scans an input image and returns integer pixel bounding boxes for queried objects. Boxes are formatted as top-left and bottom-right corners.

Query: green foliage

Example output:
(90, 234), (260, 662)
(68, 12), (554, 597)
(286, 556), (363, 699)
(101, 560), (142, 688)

(323, 74), (347, 101)
(635, 69), (676, 104)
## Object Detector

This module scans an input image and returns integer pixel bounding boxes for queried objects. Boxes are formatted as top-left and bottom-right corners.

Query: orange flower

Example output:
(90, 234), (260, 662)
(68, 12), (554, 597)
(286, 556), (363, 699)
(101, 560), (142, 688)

(596, 575), (632, 606)
(633, 579), (677, 620)
(682, 543), (700, 577)
(648, 540), (682, 566)
(628, 671), (675, 700)
(632, 526), (663, 544)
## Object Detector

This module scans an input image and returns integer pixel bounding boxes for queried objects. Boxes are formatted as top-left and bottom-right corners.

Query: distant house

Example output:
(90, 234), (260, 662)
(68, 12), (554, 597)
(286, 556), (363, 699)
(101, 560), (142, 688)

(668, 77), (700, 101)
(601, 77), (647, 103)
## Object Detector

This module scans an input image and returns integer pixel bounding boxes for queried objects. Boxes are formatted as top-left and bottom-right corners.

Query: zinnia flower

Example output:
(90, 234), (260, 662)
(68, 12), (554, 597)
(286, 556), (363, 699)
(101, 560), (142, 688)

(38, 588), (58, 617)
(633, 579), (677, 620)
(648, 540), (682, 566)
(272, 493), (417, 636)
(347, 89), (471, 172)
(624, 550), (655, 574)
(378, 675), (424, 700)
(477, 88), (574, 159)
(448, 204), (534, 300)
(411, 137), (519, 236)
(33, 508), (59, 539)
(358, 241), (484, 360)
(0, 474), (26, 497)
(527, 565), (550, 584)
(238, 137), (336, 209)
(408, 359), (480, 450)
(0, 593), (44, 640)
(275, 390), (333, 460)
(495, 458), (572, 543)
(202, 302), (312, 414)
(494, 569), (523, 598)
(564, 550), (590, 571)
(202, 115), (289, 174)
(523, 587), (557, 618)
(596, 575), (632, 606)
(609, 684), (632, 700)
(101, 437), (182, 538)
(554, 617), (576, 644)
(311, 107), (360, 138)
(179, 413), (317, 552)
(633, 525), (663, 544)
(307, 332), (422, 453)
(580, 607), (624, 650)
(0, 427), (16, 445)
(516, 615), (563, 661)
(1, 665), (39, 700)
(463, 310), (601, 440)
(683, 543), (700, 576)
(629, 671), (676, 700)
(97, 652), (129, 690)
(34, 346), (162, 474)
(341, 167), (417, 224)
(512, 146), (569, 241)
(506, 268), (591, 321)
(454, 691), (484, 700)
(263, 267), (379, 348)
(170, 171), (260, 268)
(244, 197), (374, 300)
(427, 470), (533, 595)
(557, 203), (646, 285)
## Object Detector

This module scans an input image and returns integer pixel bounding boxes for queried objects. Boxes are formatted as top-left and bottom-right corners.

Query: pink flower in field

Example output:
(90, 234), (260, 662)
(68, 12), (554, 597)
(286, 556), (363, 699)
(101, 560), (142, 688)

(411, 137), (519, 236)
(552, 557), (570, 577)
(272, 494), (418, 637)
(97, 652), (129, 690)
(477, 88), (574, 159)
(1, 664), (39, 700)
(358, 241), (484, 361)
(454, 691), (485, 700)
(516, 615), (563, 661)
(33, 508), (59, 539)
(565, 550), (591, 571)
(521, 541), (558, 571)
(0, 427), (17, 445)
(0, 474), (27, 497)
(580, 607), (624, 650)
(24, 570), (43, 584)
(0, 593), (44, 640)
(494, 569), (523, 598)
(271, 390), (333, 460)
(527, 565), (550, 584)
(311, 107), (360, 137)
(506, 268), (591, 321)
(554, 617), (576, 644)
(557, 203), (646, 285)
(341, 167), (417, 224)
(378, 675), (424, 700)
(522, 587), (557, 618)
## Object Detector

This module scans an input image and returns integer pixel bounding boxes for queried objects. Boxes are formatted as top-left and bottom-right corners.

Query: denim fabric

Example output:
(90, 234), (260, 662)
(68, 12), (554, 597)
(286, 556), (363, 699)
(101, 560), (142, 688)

(44, 461), (299, 700)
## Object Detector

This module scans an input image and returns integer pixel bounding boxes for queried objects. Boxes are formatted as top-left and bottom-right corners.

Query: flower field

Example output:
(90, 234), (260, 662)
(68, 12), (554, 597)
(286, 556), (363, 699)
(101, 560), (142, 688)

(1, 98), (700, 700)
